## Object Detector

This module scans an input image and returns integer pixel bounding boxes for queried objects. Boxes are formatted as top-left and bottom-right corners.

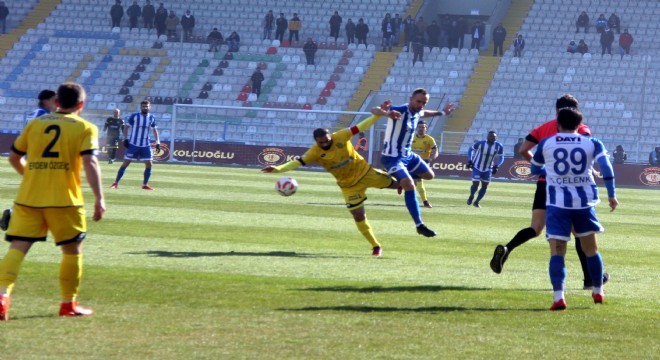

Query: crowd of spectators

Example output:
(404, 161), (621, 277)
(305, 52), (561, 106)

(573, 11), (633, 58)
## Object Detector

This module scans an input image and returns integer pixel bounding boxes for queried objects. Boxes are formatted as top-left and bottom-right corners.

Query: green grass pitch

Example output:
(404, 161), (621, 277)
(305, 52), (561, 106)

(0, 163), (658, 359)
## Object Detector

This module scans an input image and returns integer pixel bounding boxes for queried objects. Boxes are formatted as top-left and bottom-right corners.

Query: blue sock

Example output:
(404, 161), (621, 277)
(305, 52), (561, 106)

(586, 253), (604, 288)
(115, 166), (127, 183)
(549, 255), (566, 291)
(404, 189), (422, 226)
(475, 187), (487, 202)
(143, 168), (152, 185)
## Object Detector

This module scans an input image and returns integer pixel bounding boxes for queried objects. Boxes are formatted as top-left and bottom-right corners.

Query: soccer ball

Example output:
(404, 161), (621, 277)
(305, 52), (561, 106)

(275, 177), (298, 197)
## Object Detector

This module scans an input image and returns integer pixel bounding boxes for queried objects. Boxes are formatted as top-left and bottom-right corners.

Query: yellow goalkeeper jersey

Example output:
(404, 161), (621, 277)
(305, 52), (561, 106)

(300, 128), (370, 188)
(11, 112), (99, 207)
(411, 134), (437, 160)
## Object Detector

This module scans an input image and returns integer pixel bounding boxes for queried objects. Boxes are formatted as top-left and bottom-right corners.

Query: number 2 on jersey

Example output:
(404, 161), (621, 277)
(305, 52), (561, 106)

(553, 147), (587, 175)
(42, 124), (61, 158)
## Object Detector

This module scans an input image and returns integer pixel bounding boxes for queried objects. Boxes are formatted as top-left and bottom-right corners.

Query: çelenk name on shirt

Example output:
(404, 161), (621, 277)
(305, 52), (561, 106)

(29, 161), (70, 171)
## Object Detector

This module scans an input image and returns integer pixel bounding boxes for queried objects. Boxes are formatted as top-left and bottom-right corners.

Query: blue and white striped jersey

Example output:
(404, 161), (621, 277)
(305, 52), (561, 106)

(531, 134), (609, 209)
(26, 107), (49, 121)
(381, 104), (422, 158)
(126, 112), (157, 147)
(469, 140), (504, 172)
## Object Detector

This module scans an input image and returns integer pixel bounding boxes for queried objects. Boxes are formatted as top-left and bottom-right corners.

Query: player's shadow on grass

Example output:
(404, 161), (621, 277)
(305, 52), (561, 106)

(279, 305), (550, 313)
(306, 202), (403, 208)
(297, 285), (490, 292)
(126, 250), (345, 259)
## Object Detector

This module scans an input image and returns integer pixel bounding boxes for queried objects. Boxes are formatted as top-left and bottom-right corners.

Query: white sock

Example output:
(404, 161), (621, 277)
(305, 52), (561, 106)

(593, 287), (603, 295)
(554, 290), (564, 302)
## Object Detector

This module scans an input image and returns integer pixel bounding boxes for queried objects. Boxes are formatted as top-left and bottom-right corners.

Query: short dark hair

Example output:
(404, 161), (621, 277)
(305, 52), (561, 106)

(418, 120), (427, 126)
(141, 100), (151, 106)
(557, 107), (583, 131)
(38, 89), (56, 101)
(412, 88), (428, 97)
(313, 128), (329, 139)
(555, 94), (579, 110)
(56, 82), (85, 109)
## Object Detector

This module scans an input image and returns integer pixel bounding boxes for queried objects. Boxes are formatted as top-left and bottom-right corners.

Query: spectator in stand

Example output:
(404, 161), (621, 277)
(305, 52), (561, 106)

(393, 13), (402, 46)
(513, 138), (524, 159)
(251, 68), (264, 98)
(595, 14), (607, 34)
(412, 31), (425, 66)
(126, 1), (141, 31)
(566, 40), (578, 53)
(275, 13), (287, 43)
(403, 15), (415, 51)
(381, 13), (394, 52)
(513, 34), (525, 57)
(426, 20), (440, 53)
(345, 18), (355, 45)
(438, 14), (450, 48)
(448, 19), (460, 49)
(303, 37), (318, 65)
(575, 11), (589, 33)
(180, 10), (195, 41)
(207, 27), (223, 52)
(288, 13), (301, 43)
(0, 1), (9, 34)
(577, 39), (589, 54)
(263, 10), (275, 40)
(470, 21), (485, 50)
(416, 16), (426, 41)
(619, 29), (634, 57)
(355, 18), (369, 49)
(329, 11), (342, 42)
(650, 146), (660, 165)
(110, 0), (124, 28)
(142, 0), (155, 31)
(600, 27), (614, 55)
(612, 145), (627, 164)
(457, 17), (468, 49)
(492, 23), (507, 56)
(226, 31), (240, 52)
(608, 13), (620, 34)
(154, 3), (167, 37)
(165, 10), (178, 39)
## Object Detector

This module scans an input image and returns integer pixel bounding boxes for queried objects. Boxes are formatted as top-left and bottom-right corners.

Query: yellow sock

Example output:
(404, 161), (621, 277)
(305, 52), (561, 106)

(417, 180), (427, 201)
(0, 248), (26, 295)
(356, 218), (380, 248)
(60, 254), (82, 303)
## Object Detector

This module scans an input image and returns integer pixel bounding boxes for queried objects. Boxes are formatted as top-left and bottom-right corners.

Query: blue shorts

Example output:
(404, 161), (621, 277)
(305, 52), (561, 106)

(124, 144), (153, 161)
(546, 206), (604, 241)
(471, 168), (492, 182)
(381, 153), (431, 181)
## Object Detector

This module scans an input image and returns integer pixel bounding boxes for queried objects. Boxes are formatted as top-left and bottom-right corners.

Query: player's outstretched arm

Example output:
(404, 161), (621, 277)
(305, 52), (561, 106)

(262, 158), (304, 173)
(83, 154), (106, 222)
(420, 102), (455, 118)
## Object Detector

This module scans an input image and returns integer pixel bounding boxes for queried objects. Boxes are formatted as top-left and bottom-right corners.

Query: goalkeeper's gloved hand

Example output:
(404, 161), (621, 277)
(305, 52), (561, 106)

(123, 139), (129, 148)
(155, 143), (161, 152)
(467, 161), (473, 169)
(492, 166), (498, 175)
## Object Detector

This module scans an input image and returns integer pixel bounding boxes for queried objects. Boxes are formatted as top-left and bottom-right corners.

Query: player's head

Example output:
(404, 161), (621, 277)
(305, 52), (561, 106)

(555, 94), (579, 113)
(37, 89), (57, 111)
(313, 128), (332, 150)
(416, 120), (428, 136)
(140, 100), (151, 114)
(557, 107), (583, 131)
(487, 130), (497, 144)
(55, 82), (86, 112)
(409, 88), (429, 113)
(113, 108), (121, 118)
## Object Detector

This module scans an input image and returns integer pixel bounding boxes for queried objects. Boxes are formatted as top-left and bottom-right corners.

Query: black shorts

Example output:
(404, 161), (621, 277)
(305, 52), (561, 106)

(532, 180), (547, 210)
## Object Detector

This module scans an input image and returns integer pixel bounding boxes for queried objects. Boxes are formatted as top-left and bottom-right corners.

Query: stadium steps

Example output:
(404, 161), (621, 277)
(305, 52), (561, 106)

(441, 56), (500, 152)
(485, 0), (534, 56)
(0, 0), (61, 59)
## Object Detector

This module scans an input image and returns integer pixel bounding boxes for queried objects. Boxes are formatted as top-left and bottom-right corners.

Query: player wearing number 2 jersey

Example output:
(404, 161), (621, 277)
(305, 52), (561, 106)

(530, 107), (617, 310)
(0, 82), (105, 320)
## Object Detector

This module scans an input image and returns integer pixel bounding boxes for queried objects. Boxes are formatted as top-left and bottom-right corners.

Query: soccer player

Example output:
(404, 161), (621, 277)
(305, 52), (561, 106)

(111, 100), (160, 190)
(262, 101), (401, 257)
(530, 107), (617, 310)
(0, 82), (105, 320)
(103, 108), (124, 164)
(489, 94), (608, 290)
(466, 130), (504, 208)
(411, 120), (438, 208)
(383, 88), (454, 237)
(26, 89), (57, 120)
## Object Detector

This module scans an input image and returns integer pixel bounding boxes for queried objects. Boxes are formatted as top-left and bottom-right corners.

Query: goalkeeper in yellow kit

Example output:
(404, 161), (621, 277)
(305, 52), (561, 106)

(262, 101), (400, 257)
(410, 120), (438, 208)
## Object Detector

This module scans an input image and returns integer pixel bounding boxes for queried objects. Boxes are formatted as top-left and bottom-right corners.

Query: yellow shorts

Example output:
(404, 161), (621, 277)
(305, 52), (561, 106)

(6, 205), (87, 245)
(341, 168), (394, 209)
